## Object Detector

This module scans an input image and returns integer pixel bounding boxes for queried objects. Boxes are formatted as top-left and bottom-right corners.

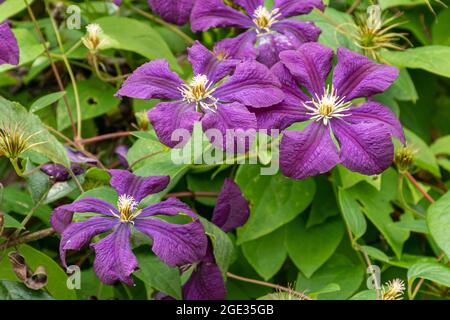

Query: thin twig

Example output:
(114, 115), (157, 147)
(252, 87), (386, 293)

(404, 172), (435, 203)
(79, 131), (132, 145)
(226, 272), (312, 300)
(0, 228), (55, 250)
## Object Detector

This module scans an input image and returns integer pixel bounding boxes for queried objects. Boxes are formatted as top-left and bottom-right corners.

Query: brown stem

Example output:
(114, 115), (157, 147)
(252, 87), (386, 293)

(79, 132), (132, 145)
(226, 272), (312, 300)
(0, 228), (55, 250)
(163, 191), (219, 199)
(24, 0), (77, 139)
(404, 172), (435, 203)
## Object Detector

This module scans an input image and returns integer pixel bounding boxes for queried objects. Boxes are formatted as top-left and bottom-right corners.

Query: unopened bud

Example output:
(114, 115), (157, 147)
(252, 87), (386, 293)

(394, 146), (416, 173)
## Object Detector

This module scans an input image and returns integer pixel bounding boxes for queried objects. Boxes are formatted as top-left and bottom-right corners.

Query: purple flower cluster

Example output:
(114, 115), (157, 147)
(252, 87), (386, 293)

(0, 21), (19, 66)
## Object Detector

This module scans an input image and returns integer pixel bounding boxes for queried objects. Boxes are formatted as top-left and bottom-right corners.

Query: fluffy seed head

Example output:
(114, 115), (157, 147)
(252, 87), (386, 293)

(382, 278), (405, 300)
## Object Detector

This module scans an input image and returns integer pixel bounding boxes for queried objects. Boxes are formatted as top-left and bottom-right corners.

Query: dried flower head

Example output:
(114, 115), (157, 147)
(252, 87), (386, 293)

(81, 23), (108, 54)
(348, 5), (411, 61)
(395, 145), (417, 173)
(382, 278), (406, 300)
(0, 122), (45, 159)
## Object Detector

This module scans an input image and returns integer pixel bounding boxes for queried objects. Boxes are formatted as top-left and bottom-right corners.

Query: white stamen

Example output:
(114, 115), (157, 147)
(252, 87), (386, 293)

(304, 85), (352, 125)
(178, 74), (218, 112)
(253, 6), (282, 34)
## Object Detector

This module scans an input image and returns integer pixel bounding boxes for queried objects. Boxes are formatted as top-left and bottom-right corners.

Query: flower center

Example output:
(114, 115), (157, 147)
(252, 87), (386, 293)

(117, 194), (139, 222)
(303, 85), (352, 126)
(252, 6), (281, 34)
(179, 74), (218, 112)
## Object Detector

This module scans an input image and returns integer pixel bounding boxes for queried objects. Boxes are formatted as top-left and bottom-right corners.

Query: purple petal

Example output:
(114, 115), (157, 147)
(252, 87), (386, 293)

(91, 223), (138, 286)
(256, 33), (295, 68)
(59, 216), (117, 267)
(234, 0), (264, 15)
(182, 261), (226, 300)
(112, 0), (122, 5)
(109, 169), (170, 202)
(187, 41), (238, 84)
(148, 101), (201, 148)
(0, 22), (19, 66)
(139, 197), (198, 219)
(250, 102), (308, 131)
(272, 20), (321, 46)
(214, 31), (258, 61)
(347, 101), (405, 144)
(271, 62), (309, 105)
(201, 103), (257, 152)
(51, 197), (118, 233)
(116, 60), (183, 100)
(67, 148), (98, 165)
(212, 179), (249, 232)
(333, 48), (399, 101)
(280, 121), (340, 179)
(190, 0), (253, 32)
(215, 61), (284, 108)
(114, 145), (129, 168)
(148, 0), (194, 25)
(280, 43), (333, 97)
(274, 0), (325, 18)
(331, 120), (394, 175)
(40, 164), (71, 182)
(134, 219), (208, 267)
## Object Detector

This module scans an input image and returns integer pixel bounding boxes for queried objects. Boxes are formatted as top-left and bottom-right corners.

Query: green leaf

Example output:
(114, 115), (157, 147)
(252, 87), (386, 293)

(201, 218), (234, 275)
(0, 280), (53, 300)
(57, 78), (120, 130)
(95, 16), (180, 72)
(405, 129), (440, 177)
(350, 290), (377, 300)
(25, 161), (50, 204)
(235, 165), (316, 244)
(134, 253), (182, 300)
(335, 165), (382, 190)
(381, 46), (450, 78)
(242, 226), (287, 280)
(1, 213), (22, 229)
(0, 29), (44, 73)
(296, 254), (364, 300)
(385, 69), (418, 102)
(0, 0), (36, 22)
(427, 191), (450, 258)
(0, 97), (69, 166)
(286, 216), (345, 278)
(432, 7), (450, 46)
(361, 245), (390, 263)
(337, 187), (367, 239)
(30, 91), (66, 113)
(77, 268), (114, 300)
(307, 177), (339, 228)
(0, 245), (77, 300)
(431, 135), (450, 156)
(378, 0), (429, 10)
(408, 261), (450, 288)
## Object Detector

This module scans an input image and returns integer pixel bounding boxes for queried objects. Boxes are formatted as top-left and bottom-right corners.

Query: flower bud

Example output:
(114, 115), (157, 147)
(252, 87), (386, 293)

(394, 146), (416, 173)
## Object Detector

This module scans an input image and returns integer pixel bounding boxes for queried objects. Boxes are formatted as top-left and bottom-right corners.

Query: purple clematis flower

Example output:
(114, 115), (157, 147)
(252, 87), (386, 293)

(158, 179), (249, 300)
(190, 0), (324, 67)
(260, 43), (404, 180)
(114, 144), (129, 168)
(51, 169), (208, 285)
(41, 148), (98, 182)
(0, 21), (19, 66)
(116, 41), (284, 150)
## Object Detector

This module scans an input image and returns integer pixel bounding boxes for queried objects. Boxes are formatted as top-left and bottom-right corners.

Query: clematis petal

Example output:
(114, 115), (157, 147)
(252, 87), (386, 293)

(115, 60), (184, 100)
(0, 22), (19, 66)
(274, 0), (325, 18)
(67, 148), (97, 165)
(250, 102), (309, 131)
(256, 33), (295, 68)
(114, 144), (129, 168)
(347, 101), (405, 143)
(109, 169), (170, 202)
(333, 48), (399, 101)
(280, 43), (333, 97)
(214, 30), (257, 61)
(139, 197), (197, 219)
(201, 103), (257, 152)
(59, 216), (117, 267)
(91, 223), (138, 286)
(51, 197), (118, 233)
(214, 61), (284, 108)
(40, 164), (84, 182)
(190, 0), (253, 32)
(212, 179), (249, 232)
(134, 218), (207, 267)
(332, 119), (394, 175)
(272, 20), (321, 47)
(182, 260), (226, 300)
(271, 62), (309, 105)
(234, 0), (264, 15)
(148, 101), (201, 148)
(187, 41), (238, 84)
(148, 0), (195, 25)
(280, 121), (340, 179)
